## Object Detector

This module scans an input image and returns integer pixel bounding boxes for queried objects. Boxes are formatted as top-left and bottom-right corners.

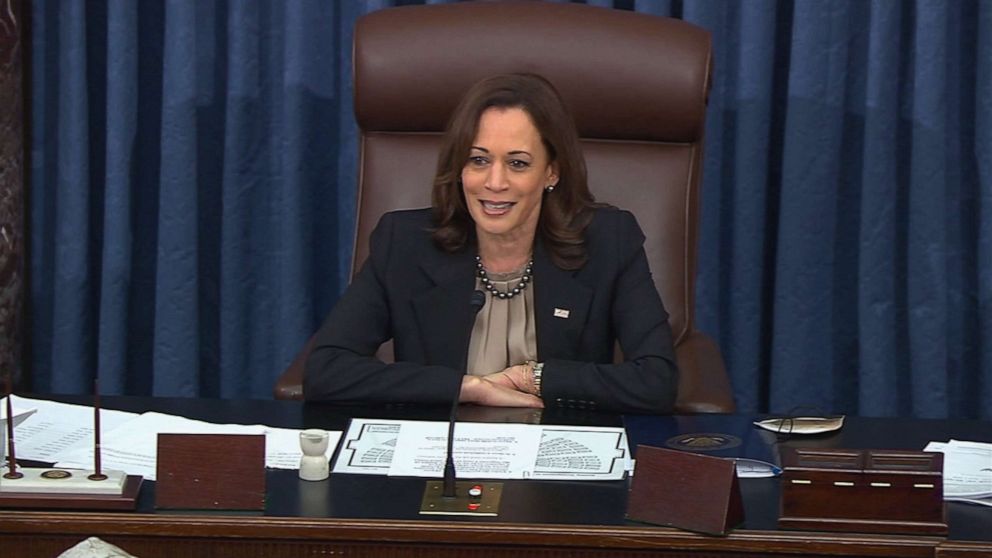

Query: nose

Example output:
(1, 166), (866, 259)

(484, 163), (509, 192)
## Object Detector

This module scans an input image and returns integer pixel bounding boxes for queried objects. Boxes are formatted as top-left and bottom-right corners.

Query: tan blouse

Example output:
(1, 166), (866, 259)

(467, 269), (538, 376)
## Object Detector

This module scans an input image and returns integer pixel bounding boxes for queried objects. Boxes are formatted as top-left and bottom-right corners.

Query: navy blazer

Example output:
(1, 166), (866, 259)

(304, 207), (678, 413)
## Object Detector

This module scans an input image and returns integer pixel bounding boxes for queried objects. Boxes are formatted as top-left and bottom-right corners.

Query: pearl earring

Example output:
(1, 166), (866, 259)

(545, 184), (555, 193)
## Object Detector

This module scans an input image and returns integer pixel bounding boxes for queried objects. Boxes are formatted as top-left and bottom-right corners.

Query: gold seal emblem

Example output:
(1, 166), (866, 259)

(665, 433), (742, 452)
(41, 469), (73, 480)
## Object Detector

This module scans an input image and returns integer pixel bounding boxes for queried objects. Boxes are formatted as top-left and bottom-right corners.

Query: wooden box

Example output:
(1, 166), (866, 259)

(779, 448), (946, 535)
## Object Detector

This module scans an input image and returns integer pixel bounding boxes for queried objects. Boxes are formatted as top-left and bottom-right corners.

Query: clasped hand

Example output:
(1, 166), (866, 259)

(459, 364), (543, 408)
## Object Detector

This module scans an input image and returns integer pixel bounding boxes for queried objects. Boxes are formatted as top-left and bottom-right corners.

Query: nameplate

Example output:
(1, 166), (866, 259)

(626, 445), (744, 535)
(155, 434), (265, 511)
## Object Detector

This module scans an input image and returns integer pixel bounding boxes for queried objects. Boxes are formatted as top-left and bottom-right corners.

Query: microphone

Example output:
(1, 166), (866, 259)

(442, 289), (487, 498)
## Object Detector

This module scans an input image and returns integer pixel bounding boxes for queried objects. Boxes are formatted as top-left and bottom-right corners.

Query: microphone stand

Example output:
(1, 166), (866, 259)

(441, 289), (487, 498)
(420, 290), (503, 515)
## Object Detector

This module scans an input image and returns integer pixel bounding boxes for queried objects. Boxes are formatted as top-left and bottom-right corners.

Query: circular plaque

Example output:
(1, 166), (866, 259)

(40, 469), (73, 480)
(665, 433), (742, 452)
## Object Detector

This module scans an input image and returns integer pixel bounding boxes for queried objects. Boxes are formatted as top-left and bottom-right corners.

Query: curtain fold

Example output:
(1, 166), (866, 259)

(977, 1), (992, 416)
(28, 0), (991, 419)
(49, 0), (93, 394)
(96, 0), (138, 395)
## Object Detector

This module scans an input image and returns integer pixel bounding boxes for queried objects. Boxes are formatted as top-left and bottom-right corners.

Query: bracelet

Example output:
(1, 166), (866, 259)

(529, 361), (544, 397)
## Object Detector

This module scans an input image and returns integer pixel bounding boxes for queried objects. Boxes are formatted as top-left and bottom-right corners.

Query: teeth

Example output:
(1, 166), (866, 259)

(482, 201), (513, 209)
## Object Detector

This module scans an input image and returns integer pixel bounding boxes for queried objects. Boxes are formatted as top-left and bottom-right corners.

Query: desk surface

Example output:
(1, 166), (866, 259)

(1, 395), (990, 558)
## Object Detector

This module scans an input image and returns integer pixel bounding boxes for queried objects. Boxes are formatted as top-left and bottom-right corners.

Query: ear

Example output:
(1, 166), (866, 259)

(547, 161), (560, 186)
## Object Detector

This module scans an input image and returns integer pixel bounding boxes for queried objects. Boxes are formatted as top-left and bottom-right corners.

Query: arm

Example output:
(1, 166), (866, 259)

(303, 215), (465, 405)
(460, 375), (543, 408)
(491, 212), (678, 414)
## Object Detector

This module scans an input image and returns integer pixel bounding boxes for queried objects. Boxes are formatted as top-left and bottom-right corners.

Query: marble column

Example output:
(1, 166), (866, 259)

(0, 0), (23, 388)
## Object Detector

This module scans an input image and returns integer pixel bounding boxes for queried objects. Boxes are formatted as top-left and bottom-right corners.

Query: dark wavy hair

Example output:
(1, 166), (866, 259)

(431, 73), (596, 270)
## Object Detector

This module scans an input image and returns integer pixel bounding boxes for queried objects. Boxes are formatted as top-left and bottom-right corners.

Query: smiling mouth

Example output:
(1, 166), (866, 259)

(480, 200), (515, 214)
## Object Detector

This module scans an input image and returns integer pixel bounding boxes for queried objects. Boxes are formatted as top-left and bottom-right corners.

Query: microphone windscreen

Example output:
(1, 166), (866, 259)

(470, 290), (486, 310)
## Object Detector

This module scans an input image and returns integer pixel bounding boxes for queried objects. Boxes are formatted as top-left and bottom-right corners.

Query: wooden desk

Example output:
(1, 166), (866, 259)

(0, 397), (989, 557)
(0, 511), (962, 557)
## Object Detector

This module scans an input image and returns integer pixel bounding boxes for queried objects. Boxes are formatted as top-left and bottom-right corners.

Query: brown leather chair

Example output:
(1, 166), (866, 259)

(274, 1), (735, 413)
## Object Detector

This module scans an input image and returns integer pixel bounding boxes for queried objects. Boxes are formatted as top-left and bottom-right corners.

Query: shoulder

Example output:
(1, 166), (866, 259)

(583, 206), (645, 246)
(367, 208), (437, 263)
(573, 206), (646, 276)
(376, 208), (433, 231)
(371, 208), (434, 243)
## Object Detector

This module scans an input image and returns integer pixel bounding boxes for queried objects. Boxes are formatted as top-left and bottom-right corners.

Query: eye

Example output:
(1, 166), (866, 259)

(507, 159), (531, 170)
(467, 155), (489, 167)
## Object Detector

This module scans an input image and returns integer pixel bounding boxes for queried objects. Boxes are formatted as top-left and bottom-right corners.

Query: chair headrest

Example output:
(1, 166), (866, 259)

(354, 2), (711, 143)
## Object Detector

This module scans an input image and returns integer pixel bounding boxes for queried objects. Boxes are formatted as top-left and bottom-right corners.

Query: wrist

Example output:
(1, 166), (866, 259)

(459, 375), (483, 403)
(527, 361), (544, 397)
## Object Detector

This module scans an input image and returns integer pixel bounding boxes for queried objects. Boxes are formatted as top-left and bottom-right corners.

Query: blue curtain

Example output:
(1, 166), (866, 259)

(29, 1), (991, 420)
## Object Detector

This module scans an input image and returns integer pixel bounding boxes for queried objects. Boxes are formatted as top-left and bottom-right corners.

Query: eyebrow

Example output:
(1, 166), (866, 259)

(470, 146), (533, 157)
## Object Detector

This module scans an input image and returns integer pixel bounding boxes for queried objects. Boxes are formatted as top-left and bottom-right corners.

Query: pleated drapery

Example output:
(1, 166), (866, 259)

(31, 1), (362, 398)
(29, 1), (991, 419)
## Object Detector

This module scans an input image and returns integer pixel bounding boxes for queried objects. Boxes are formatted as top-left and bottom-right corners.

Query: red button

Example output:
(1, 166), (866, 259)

(468, 485), (483, 497)
(468, 503), (481, 511)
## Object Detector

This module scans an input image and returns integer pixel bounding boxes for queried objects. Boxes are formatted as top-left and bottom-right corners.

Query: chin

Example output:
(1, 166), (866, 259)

(475, 222), (516, 237)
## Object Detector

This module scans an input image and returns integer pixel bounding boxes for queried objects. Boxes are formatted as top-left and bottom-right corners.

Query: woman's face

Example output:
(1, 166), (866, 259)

(461, 107), (558, 248)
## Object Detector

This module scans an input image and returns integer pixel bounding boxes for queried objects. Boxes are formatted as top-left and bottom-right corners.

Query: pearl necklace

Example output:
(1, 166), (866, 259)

(475, 255), (533, 300)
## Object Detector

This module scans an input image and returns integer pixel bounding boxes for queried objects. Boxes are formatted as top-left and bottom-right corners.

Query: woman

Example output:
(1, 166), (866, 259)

(304, 74), (678, 413)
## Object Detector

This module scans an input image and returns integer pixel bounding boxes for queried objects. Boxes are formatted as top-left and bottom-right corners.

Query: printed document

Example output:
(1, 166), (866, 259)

(333, 418), (630, 481)
(924, 439), (992, 506)
(6, 395), (138, 461)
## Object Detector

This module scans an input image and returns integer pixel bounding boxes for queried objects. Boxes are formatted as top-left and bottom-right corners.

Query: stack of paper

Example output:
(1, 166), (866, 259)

(924, 439), (992, 506)
(6, 395), (340, 480)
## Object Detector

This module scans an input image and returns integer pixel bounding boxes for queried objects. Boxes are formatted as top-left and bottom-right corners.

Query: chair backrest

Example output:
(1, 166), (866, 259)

(352, 1), (711, 346)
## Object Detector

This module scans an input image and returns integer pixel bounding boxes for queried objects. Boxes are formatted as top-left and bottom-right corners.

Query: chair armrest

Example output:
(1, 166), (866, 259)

(273, 335), (315, 400)
(674, 330), (736, 413)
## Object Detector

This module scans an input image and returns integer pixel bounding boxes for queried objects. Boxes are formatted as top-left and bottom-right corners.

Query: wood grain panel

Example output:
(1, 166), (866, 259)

(0, 511), (950, 558)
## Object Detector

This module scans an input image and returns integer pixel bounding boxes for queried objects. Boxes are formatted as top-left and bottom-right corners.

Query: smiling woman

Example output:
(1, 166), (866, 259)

(304, 74), (679, 414)
(461, 107), (554, 259)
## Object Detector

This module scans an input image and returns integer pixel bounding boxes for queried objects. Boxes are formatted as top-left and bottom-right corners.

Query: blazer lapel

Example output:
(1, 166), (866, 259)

(411, 249), (477, 370)
(533, 241), (592, 360)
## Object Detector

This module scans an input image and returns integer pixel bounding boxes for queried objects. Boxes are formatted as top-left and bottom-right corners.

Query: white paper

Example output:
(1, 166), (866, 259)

(332, 420), (401, 475)
(733, 458), (782, 478)
(0, 398), (37, 423)
(8, 395), (139, 462)
(7, 397), (342, 479)
(333, 418), (629, 481)
(924, 439), (992, 503)
(389, 421), (541, 478)
(1, 397), (40, 465)
(52, 413), (341, 480)
(533, 426), (629, 479)
(55, 412), (268, 480)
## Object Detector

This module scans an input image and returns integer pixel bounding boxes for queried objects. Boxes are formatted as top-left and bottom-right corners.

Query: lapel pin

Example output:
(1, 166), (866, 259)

(553, 308), (570, 319)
